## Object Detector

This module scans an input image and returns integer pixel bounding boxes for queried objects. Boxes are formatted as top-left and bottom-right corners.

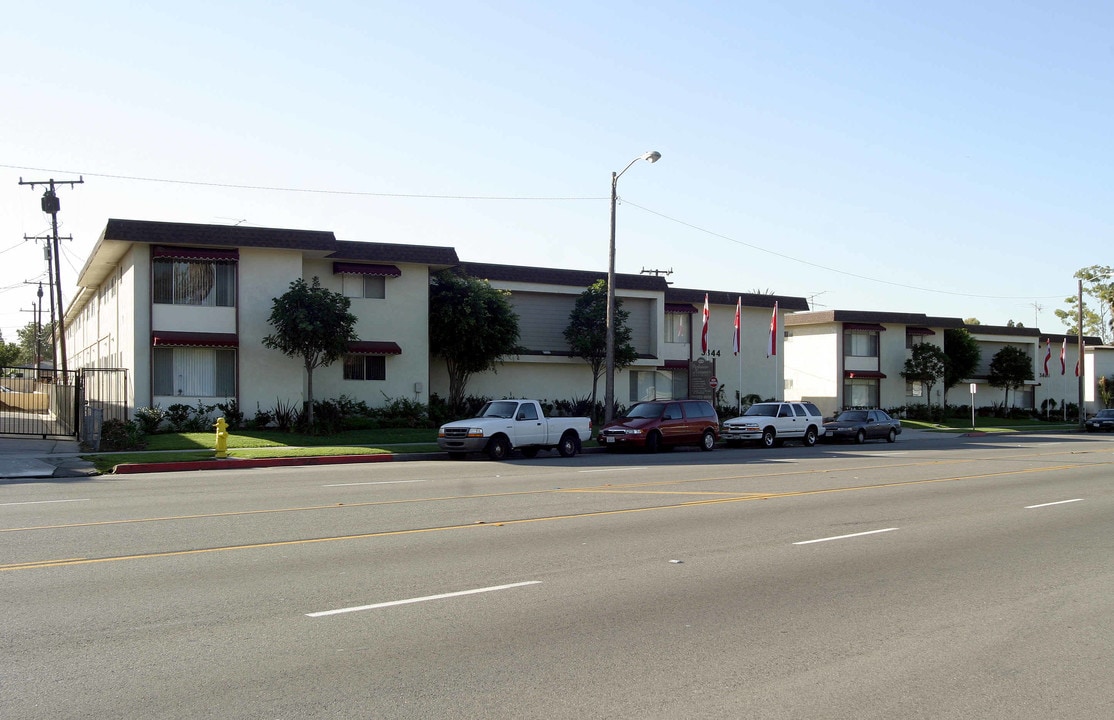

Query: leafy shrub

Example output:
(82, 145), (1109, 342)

(271, 399), (298, 432)
(99, 418), (145, 451)
(374, 394), (429, 428)
(134, 405), (166, 435)
(166, 403), (193, 432)
(215, 399), (243, 430)
(310, 398), (345, 435)
(248, 403), (275, 429)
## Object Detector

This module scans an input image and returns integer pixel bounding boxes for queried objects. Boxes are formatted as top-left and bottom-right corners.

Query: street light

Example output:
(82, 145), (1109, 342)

(604, 150), (661, 423)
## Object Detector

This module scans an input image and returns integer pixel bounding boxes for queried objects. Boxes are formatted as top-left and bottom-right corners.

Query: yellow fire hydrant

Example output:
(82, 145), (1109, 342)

(214, 416), (229, 459)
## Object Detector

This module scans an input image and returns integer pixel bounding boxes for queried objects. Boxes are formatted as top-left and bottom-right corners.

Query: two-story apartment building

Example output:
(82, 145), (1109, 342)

(783, 310), (965, 416)
(64, 219), (810, 420)
(65, 219), (459, 417)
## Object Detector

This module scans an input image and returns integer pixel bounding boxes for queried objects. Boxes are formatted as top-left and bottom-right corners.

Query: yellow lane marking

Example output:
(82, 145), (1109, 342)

(1, 461), (1094, 572)
(4, 446), (1111, 535)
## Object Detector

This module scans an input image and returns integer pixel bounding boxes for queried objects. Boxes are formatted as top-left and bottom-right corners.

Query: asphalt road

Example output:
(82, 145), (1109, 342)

(4, 433), (1113, 719)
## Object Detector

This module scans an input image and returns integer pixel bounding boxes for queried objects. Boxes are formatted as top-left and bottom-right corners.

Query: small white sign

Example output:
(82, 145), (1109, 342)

(970, 383), (977, 394)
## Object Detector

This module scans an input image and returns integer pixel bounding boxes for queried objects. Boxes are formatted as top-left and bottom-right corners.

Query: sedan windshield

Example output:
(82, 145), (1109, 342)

(835, 411), (869, 422)
(1097, 409), (1114, 418)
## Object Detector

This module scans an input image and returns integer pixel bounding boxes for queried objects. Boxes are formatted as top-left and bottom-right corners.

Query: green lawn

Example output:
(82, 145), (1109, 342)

(900, 417), (1079, 433)
(83, 427), (441, 473)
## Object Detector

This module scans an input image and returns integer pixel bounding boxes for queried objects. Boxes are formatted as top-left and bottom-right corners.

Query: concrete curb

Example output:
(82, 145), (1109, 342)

(111, 452), (428, 474)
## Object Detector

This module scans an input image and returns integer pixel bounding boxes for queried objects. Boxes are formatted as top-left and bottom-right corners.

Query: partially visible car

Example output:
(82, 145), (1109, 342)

(598, 399), (719, 452)
(721, 401), (824, 448)
(822, 409), (901, 444)
(1085, 408), (1114, 433)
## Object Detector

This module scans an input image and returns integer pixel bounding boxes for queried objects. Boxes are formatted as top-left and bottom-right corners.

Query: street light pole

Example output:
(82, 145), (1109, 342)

(604, 151), (660, 423)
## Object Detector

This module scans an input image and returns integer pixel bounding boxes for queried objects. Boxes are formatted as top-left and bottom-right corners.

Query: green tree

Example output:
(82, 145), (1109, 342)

(429, 270), (522, 414)
(263, 277), (357, 429)
(900, 342), (947, 409)
(943, 328), (981, 405)
(15, 321), (53, 367)
(987, 345), (1034, 411)
(1055, 265), (1113, 345)
(563, 279), (638, 415)
(0, 329), (20, 367)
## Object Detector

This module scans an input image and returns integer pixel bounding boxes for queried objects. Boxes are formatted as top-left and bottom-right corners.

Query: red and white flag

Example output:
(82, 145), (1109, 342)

(1060, 338), (1067, 375)
(701, 293), (710, 355)
(767, 301), (778, 358)
(732, 297), (741, 356)
(1043, 339), (1051, 376)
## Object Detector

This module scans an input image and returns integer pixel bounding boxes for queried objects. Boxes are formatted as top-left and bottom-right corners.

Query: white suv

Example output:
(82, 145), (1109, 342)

(721, 401), (824, 448)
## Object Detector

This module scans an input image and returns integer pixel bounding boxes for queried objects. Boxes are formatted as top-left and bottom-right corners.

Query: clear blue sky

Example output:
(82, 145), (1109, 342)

(2, 1), (1111, 343)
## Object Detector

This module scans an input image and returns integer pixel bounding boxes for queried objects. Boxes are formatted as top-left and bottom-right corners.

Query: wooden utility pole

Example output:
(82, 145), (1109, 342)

(18, 176), (83, 378)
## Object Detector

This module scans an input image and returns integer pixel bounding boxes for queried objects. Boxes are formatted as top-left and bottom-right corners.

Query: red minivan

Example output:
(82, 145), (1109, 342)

(598, 400), (719, 452)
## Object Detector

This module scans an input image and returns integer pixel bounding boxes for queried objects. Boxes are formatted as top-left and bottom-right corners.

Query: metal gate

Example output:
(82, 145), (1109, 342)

(0, 367), (80, 438)
(0, 367), (129, 439)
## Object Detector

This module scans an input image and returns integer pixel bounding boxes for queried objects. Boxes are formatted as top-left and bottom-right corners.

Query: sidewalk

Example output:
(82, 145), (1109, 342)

(0, 437), (98, 480)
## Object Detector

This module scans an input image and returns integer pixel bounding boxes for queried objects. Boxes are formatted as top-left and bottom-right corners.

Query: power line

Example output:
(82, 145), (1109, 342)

(1, 163), (603, 201)
(623, 200), (1065, 302)
(1, 162), (1072, 304)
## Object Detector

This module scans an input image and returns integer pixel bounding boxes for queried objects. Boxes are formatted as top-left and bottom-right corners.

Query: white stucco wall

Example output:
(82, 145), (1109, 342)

(784, 324), (840, 415)
(303, 260), (434, 408)
(236, 248), (307, 415)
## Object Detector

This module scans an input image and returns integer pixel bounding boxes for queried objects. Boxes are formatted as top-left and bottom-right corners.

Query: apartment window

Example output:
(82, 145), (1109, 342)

(844, 378), (879, 408)
(153, 347), (236, 396)
(629, 370), (688, 402)
(907, 381), (924, 397)
(343, 355), (386, 381)
(153, 260), (236, 306)
(665, 313), (690, 344)
(843, 331), (879, 357)
(342, 275), (386, 299)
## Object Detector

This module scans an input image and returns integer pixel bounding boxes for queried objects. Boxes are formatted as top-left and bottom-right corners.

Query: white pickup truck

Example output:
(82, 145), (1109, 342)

(437, 399), (593, 460)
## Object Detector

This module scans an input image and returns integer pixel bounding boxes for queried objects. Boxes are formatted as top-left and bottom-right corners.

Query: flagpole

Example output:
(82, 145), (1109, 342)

(737, 345), (743, 414)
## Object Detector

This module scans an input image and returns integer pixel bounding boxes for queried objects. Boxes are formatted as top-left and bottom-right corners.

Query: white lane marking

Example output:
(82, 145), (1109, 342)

(0, 499), (89, 507)
(323, 480), (427, 487)
(794, 528), (899, 545)
(578, 467), (648, 473)
(1025, 498), (1083, 509)
(306, 581), (542, 618)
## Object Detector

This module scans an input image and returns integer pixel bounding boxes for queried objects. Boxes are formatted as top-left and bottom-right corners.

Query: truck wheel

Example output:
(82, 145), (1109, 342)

(803, 426), (818, 447)
(558, 432), (579, 458)
(646, 431), (662, 453)
(700, 430), (715, 451)
(486, 436), (511, 461)
(521, 447), (540, 458)
(761, 428), (776, 448)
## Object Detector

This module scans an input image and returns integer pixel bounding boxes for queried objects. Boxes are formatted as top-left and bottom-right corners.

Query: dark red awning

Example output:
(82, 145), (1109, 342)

(844, 370), (887, 379)
(843, 323), (887, 332)
(664, 303), (697, 314)
(662, 359), (690, 369)
(347, 341), (402, 355)
(332, 262), (402, 277)
(152, 246), (239, 261)
(152, 332), (239, 348)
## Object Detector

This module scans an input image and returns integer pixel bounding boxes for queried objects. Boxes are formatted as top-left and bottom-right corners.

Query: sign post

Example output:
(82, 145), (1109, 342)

(970, 383), (977, 430)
